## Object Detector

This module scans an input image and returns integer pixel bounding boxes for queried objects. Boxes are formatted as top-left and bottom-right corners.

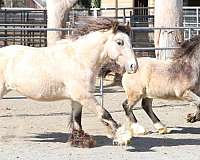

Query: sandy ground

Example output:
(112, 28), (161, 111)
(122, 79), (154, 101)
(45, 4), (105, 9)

(0, 83), (200, 160)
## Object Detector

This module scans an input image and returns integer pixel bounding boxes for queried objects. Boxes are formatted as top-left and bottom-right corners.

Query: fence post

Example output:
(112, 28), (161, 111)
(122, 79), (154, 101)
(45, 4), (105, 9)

(4, 9), (7, 46)
(93, 8), (98, 18)
(188, 28), (191, 39)
(100, 74), (104, 107)
(123, 8), (126, 23)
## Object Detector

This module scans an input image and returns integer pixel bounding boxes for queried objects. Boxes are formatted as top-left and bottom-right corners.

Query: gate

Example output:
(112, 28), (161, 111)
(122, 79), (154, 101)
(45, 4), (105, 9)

(0, 8), (47, 47)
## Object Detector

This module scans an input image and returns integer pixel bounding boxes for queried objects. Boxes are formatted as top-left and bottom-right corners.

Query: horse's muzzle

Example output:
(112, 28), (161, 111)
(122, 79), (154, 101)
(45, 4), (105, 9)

(125, 61), (138, 74)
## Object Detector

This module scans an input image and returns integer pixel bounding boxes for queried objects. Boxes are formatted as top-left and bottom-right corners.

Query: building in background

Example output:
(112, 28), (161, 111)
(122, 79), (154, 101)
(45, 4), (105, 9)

(25, 0), (46, 8)
(101, 0), (200, 8)
(1, 0), (46, 8)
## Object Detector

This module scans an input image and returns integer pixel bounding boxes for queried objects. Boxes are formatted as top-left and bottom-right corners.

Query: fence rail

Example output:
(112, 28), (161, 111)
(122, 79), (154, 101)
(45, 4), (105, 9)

(0, 26), (199, 51)
(0, 8), (47, 47)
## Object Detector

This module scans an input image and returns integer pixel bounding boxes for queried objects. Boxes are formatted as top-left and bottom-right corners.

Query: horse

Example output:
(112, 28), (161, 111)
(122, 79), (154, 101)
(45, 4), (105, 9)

(0, 18), (138, 147)
(121, 35), (200, 135)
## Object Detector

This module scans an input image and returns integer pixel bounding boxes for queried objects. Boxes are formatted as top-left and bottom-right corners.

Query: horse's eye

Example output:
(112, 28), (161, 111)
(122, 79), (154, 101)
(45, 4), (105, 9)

(116, 39), (124, 46)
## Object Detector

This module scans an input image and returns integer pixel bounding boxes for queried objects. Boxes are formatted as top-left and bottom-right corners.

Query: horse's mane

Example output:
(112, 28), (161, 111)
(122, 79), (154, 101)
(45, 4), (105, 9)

(172, 35), (200, 60)
(71, 17), (131, 39)
(169, 35), (200, 78)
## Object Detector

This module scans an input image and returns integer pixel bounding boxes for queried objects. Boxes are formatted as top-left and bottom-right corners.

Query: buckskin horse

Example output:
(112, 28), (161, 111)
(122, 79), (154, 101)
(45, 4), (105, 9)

(0, 18), (138, 147)
(122, 35), (200, 135)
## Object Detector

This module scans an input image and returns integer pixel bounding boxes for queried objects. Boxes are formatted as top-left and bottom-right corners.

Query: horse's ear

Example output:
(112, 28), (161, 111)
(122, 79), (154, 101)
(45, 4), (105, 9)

(125, 21), (131, 34)
(125, 21), (130, 27)
(112, 21), (119, 33)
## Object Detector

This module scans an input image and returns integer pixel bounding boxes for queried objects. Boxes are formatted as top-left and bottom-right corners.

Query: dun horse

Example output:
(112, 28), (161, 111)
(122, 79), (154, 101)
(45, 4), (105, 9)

(0, 18), (138, 147)
(122, 35), (200, 135)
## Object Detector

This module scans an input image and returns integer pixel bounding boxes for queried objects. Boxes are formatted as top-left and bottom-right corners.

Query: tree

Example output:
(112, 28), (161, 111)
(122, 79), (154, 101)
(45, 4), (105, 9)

(154, 0), (183, 60)
(91, 0), (101, 8)
(0, 0), (4, 8)
(2, 0), (25, 7)
(77, 0), (91, 8)
(47, 0), (78, 46)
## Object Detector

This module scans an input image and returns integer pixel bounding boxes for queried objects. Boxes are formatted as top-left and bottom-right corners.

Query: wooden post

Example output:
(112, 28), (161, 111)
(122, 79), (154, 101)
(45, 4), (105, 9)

(115, 0), (118, 18)
(148, 0), (154, 46)
(154, 0), (183, 60)
(47, 0), (77, 46)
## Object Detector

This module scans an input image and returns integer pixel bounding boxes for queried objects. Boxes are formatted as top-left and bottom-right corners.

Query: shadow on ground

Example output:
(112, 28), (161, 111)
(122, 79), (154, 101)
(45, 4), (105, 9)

(128, 136), (200, 152)
(170, 126), (200, 134)
(26, 126), (200, 151)
(26, 132), (113, 147)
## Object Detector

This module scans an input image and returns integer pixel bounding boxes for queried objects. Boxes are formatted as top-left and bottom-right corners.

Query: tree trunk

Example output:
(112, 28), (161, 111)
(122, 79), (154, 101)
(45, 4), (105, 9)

(154, 0), (183, 60)
(47, 0), (77, 46)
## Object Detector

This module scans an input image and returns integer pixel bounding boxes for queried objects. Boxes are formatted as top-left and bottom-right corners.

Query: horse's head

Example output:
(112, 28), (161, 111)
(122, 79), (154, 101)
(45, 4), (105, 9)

(72, 18), (138, 74)
(104, 22), (138, 74)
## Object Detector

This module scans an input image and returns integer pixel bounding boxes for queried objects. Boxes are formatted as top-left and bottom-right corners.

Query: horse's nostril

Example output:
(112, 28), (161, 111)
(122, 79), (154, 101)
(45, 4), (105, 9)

(130, 64), (133, 68)
(126, 63), (138, 74)
(130, 63), (138, 73)
(130, 64), (134, 70)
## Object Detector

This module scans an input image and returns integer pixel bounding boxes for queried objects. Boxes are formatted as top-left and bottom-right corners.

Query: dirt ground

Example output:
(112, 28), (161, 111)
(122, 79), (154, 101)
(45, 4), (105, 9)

(0, 83), (200, 160)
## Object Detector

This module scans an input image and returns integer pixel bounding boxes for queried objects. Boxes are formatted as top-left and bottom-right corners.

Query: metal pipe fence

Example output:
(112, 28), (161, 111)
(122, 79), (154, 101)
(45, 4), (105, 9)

(0, 26), (199, 45)
(1, 7), (200, 47)
(0, 8), (47, 47)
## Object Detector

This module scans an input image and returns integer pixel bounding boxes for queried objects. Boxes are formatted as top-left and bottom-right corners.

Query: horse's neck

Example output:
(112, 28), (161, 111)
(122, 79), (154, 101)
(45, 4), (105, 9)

(73, 31), (110, 72)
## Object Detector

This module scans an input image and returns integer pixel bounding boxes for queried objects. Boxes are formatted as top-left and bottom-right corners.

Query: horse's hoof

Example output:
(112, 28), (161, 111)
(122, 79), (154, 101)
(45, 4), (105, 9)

(158, 127), (171, 134)
(113, 125), (133, 146)
(187, 113), (200, 123)
(68, 129), (96, 148)
(106, 127), (115, 139)
(154, 122), (170, 134)
(131, 123), (146, 135)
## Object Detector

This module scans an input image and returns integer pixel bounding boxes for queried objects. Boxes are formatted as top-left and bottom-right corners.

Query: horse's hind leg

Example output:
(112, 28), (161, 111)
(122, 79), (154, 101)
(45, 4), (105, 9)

(141, 98), (169, 134)
(122, 98), (146, 135)
(181, 90), (200, 123)
(68, 100), (96, 148)
(187, 105), (200, 123)
(0, 82), (8, 99)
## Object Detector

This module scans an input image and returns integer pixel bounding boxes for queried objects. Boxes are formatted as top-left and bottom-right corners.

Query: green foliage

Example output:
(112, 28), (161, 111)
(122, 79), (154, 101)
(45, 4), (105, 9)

(91, 0), (101, 8)
(2, 0), (25, 7)
(78, 0), (91, 8)
(77, 0), (101, 8)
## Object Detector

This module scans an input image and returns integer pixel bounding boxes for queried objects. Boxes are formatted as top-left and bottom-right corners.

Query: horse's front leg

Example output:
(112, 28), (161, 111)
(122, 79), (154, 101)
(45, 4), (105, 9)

(141, 98), (170, 134)
(181, 90), (200, 123)
(68, 100), (96, 148)
(75, 94), (132, 145)
(122, 99), (146, 135)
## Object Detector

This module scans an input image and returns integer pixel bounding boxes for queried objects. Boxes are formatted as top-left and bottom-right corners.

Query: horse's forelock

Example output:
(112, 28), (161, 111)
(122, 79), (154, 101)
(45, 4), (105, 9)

(116, 24), (131, 35)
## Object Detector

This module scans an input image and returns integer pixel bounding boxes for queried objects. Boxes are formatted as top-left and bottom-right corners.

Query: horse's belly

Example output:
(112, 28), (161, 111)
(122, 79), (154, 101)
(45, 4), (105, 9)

(145, 73), (178, 99)
(7, 78), (69, 101)
(28, 85), (68, 101)
(146, 86), (176, 99)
